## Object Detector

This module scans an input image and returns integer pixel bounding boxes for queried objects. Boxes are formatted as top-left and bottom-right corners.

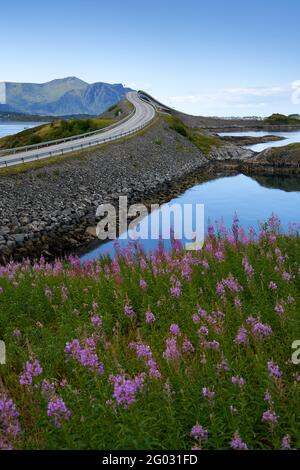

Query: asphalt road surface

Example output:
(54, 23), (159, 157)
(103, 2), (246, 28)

(0, 92), (156, 168)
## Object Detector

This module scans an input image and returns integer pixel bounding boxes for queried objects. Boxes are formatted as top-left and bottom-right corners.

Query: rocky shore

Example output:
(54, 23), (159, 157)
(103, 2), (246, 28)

(219, 134), (285, 146)
(240, 143), (300, 175)
(0, 118), (252, 262)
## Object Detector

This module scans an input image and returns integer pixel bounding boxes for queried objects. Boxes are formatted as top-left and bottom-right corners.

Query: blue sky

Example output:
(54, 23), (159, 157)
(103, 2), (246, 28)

(1, 0), (300, 116)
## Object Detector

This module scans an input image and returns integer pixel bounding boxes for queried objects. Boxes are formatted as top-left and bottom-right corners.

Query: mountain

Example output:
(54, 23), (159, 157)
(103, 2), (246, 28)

(0, 77), (133, 116)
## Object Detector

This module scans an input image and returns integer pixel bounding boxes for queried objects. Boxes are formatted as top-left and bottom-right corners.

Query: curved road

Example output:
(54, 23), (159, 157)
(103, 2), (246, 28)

(0, 92), (156, 168)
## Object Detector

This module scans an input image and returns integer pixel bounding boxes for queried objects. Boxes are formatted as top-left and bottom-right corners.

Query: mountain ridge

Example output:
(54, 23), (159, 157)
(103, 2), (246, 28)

(0, 77), (133, 115)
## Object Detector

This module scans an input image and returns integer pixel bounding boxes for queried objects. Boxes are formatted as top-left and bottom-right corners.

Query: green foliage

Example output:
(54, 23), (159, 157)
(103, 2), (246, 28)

(1, 229), (300, 449)
(165, 115), (222, 154)
(264, 114), (300, 125)
(0, 117), (114, 149)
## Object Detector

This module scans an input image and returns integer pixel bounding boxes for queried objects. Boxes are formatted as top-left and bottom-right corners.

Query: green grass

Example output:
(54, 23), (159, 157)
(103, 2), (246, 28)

(1, 220), (300, 449)
(165, 115), (222, 155)
(0, 117), (114, 150)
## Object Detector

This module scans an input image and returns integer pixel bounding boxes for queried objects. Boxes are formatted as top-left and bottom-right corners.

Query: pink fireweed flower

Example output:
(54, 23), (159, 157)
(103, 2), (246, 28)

(192, 314), (201, 323)
(169, 324), (181, 336)
(242, 257), (254, 276)
(147, 358), (161, 379)
(20, 358), (43, 386)
(145, 309), (156, 324)
(124, 303), (135, 318)
(282, 271), (292, 282)
(42, 379), (57, 398)
(90, 314), (103, 329)
(205, 243), (213, 252)
(264, 392), (273, 403)
(214, 250), (224, 261)
(139, 279), (148, 290)
(65, 337), (104, 375)
(262, 410), (279, 427)
(163, 337), (180, 361)
(190, 423), (208, 442)
(198, 325), (209, 337)
(0, 393), (21, 450)
(202, 387), (215, 400)
(47, 397), (71, 428)
(269, 281), (277, 290)
(231, 376), (246, 387)
(12, 328), (21, 338)
(170, 285), (181, 298)
(129, 342), (161, 379)
(275, 303), (285, 316)
(234, 326), (248, 345)
(197, 306), (209, 318)
(217, 358), (230, 372)
(267, 360), (282, 379)
(108, 373), (146, 408)
(182, 338), (195, 354)
(216, 282), (226, 297)
(247, 316), (272, 339)
(281, 435), (291, 450)
(231, 432), (248, 450)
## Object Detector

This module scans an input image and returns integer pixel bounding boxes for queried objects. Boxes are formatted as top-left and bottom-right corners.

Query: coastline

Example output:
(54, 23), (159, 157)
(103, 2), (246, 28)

(1, 116), (300, 263)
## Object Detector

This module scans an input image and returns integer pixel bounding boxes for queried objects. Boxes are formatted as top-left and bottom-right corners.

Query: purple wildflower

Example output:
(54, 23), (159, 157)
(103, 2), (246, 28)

(169, 324), (181, 336)
(0, 394), (21, 450)
(262, 410), (279, 426)
(182, 338), (195, 354)
(269, 281), (277, 290)
(124, 303), (135, 318)
(109, 373), (146, 408)
(231, 432), (248, 450)
(267, 360), (282, 379)
(275, 303), (285, 316)
(90, 314), (103, 329)
(281, 434), (291, 450)
(65, 337), (104, 375)
(47, 397), (71, 428)
(202, 387), (215, 400)
(231, 376), (246, 387)
(170, 286), (181, 298)
(20, 358), (43, 386)
(139, 279), (148, 290)
(145, 309), (156, 324)
(190, 423), (208, 442)
(234, 326), (248, 345)
(163, 337), (180, 361)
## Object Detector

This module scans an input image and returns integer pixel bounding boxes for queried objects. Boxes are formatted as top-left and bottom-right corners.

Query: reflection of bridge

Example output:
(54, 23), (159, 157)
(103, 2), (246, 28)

(138, 90), (172, 113)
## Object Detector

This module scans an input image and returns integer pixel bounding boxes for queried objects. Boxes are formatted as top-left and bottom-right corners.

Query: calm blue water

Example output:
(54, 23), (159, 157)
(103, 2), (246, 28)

(218, 129), (300, 152)
(81, 173), (300, 262)
(0, 121), (44, 138)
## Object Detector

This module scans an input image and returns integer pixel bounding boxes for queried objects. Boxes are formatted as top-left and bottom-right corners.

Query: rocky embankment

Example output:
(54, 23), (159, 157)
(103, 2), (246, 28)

(0, 118), (252, 261)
